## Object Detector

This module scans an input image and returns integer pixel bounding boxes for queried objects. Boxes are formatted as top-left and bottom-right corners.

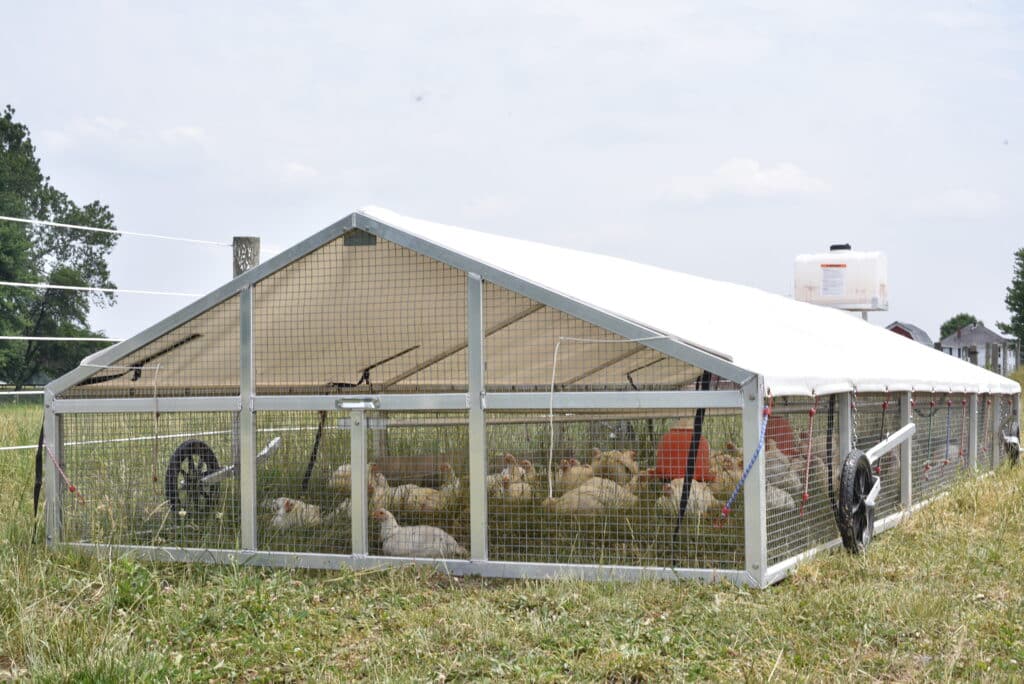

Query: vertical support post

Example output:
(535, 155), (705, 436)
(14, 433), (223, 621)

(467, 272), (487, 561)
(992, 396), (1002, 467)
(968, 394), (978, 472)
(233, 236), (260, 278)
(239, 285), (257, 550)
(741, 376), (766, 587)
(43, 392), (62, 546)
(350, 409), (368, 556)
(838, 393), (852, 459)
(900, 392), (913, 512)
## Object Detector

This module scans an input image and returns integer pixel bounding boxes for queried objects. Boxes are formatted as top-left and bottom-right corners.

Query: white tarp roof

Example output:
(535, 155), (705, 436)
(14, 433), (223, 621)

(362, 207), (1020, 397)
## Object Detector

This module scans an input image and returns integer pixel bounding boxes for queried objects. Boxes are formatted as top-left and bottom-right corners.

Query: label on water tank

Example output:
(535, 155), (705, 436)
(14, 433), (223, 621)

(820, 263), (846, 296)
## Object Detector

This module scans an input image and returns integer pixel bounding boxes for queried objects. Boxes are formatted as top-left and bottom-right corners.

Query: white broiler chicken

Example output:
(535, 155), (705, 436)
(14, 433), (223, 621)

(519, 459), (538, 483)
(496, 473), (533, 502)
(438, 463), (461, 507)
(369, 467), (446, 513)
(553, 458), (595, 495)
(766, 484), (797, 515)
(372, 508), (467, 559)
(656, 478), (716, 518)
(487, 453), (527, 495)
(544, 476), (637, 513)
(269, 497), (350, 530)
(327, 464), (352, 495)
(765, 439), (803, 499)
(590, 448), (639, 487)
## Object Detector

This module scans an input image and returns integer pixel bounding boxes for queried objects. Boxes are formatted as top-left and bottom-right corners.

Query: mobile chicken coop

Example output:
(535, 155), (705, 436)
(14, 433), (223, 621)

(42, 208), (1021, 587)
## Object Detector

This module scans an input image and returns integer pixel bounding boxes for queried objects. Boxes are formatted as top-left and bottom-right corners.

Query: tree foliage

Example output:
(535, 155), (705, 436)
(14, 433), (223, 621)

(939, 313), (981, 342)
(996, 247), (1024, 343)
(0, 105), (118, 388)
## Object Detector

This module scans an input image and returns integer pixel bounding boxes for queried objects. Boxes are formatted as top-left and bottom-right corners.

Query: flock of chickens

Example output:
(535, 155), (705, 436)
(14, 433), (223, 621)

(261, 428), (836, 560)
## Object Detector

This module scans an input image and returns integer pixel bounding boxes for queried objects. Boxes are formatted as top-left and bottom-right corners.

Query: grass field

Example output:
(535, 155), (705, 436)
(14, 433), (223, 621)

(2, 401), (1023, 681)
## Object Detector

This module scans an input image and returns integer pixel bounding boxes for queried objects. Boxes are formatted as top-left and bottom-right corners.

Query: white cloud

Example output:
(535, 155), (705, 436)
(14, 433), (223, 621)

(663, 158), (829, 202)
(37, 115), (128, 150)
(282, 162), (319, 182)
(160, 125), (207, 145)
(911, 188), (1003, 219)
(926, 9), (993, 30)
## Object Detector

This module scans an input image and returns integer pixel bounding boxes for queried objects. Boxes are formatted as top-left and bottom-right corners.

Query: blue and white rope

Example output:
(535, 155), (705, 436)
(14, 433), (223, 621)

(719, 406), (771, 520)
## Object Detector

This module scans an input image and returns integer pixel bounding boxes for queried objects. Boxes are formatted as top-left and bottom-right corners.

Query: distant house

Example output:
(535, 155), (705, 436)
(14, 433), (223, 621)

(940, 322), (1019, 374)
(886, 321), (933, 347)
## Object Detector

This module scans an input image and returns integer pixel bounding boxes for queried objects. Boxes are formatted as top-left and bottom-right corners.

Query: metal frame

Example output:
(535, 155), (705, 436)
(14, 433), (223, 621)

(968, 394), (978, 471)
(467, 273), (487, 560)
(43, 391), (62, 546)
(350, 410), (368, 556)
(900, 392), (912, 512)
(66, 543), (757, 586)
(742, 376), (766, 586)
(239, 286), (256, 550)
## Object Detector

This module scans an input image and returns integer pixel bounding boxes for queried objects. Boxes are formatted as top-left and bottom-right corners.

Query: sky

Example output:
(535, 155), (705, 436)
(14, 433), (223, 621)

(3, 0), (1022, 344)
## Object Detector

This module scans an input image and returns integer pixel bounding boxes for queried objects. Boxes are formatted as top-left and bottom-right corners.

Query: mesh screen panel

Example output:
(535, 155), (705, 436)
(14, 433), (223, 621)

(253, 236), (467, 394)
(365, 412), (470, 561)
(59, 297), (240, 399)
(60, 412), (240, 549)
(486, 409), (745, 570)
(764, 397), (841, 565)
(911, 393), (970, 502)
(482, 282), (708, 392)
(255, 411), (352, 554)
(853, 393), (904, 519)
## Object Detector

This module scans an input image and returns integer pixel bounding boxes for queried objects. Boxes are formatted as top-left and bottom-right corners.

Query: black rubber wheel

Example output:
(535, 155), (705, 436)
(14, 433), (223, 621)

(165, 440), (221, 517)
(837, 449), (877, 554)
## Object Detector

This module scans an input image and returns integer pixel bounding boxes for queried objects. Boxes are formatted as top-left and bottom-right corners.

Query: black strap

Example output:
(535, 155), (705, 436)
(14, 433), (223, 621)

(675, 371), (712, 537)
(32, 421), (45, 544)
(33, 421), (44, 517)
(301, 410), (328, 492)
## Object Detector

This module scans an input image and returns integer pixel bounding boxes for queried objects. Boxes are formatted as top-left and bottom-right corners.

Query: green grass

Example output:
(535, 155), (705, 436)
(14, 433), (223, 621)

(2, 404), (1024, 681)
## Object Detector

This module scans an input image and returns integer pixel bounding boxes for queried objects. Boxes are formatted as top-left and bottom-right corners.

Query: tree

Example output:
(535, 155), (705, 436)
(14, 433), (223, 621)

(996, 247), (1024, 343)
(939, 313), (981, 342)
(0, 105), (118, 388)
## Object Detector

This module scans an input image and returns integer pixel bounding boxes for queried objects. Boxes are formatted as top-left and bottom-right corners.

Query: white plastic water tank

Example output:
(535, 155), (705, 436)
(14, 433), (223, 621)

(794, 244), (888, 311)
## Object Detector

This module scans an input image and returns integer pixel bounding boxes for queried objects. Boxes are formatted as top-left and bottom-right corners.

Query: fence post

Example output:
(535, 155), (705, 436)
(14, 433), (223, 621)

(741, 376), (766, 587)
(968, 394), (978, 472)
(900, 392), (912, 512)
(233, 237), (261, 277)
(238, 285), (257, 550)
(467, 272), (487, 562)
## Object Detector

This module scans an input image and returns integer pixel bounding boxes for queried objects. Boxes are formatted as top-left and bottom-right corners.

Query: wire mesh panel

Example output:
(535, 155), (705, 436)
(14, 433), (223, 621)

(853, 393), (904, 519)
(255, 410), (352, 554)
(60, 411), (240, 549)
(58, 296), (241, 399)
(253, 235), (468, 395)
(482, 282), (713, 392)
(911, 393), (969, 502)
(995, 395), (1020, 468)
(365, 412), (470, 561)
(764, 397), (841, 565)
(977, 395), (994, 472)
(485, 408), (745, 570)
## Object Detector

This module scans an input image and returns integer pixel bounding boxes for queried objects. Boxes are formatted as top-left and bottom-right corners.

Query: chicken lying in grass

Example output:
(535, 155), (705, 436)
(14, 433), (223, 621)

(765, 439), (804, 499)
(268, 497), (350, 530)
(327, 464), (352, 495)
(553, 458), (594, 495)
(372, 508), (467, 558)
(495, 473), (533, 502)
(656, 478), (716, 518)
(707, 442), (744, 499)
(543, 476), (638, 514)
(487, 453), (526, 495)
(590, 448), (639, 487)
(369, 463), (460, 513)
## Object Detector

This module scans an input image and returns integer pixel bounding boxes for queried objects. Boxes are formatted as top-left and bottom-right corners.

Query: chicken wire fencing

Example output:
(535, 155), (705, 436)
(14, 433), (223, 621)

(59, 411), (241, 550)
(485, 409), (746, 571)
